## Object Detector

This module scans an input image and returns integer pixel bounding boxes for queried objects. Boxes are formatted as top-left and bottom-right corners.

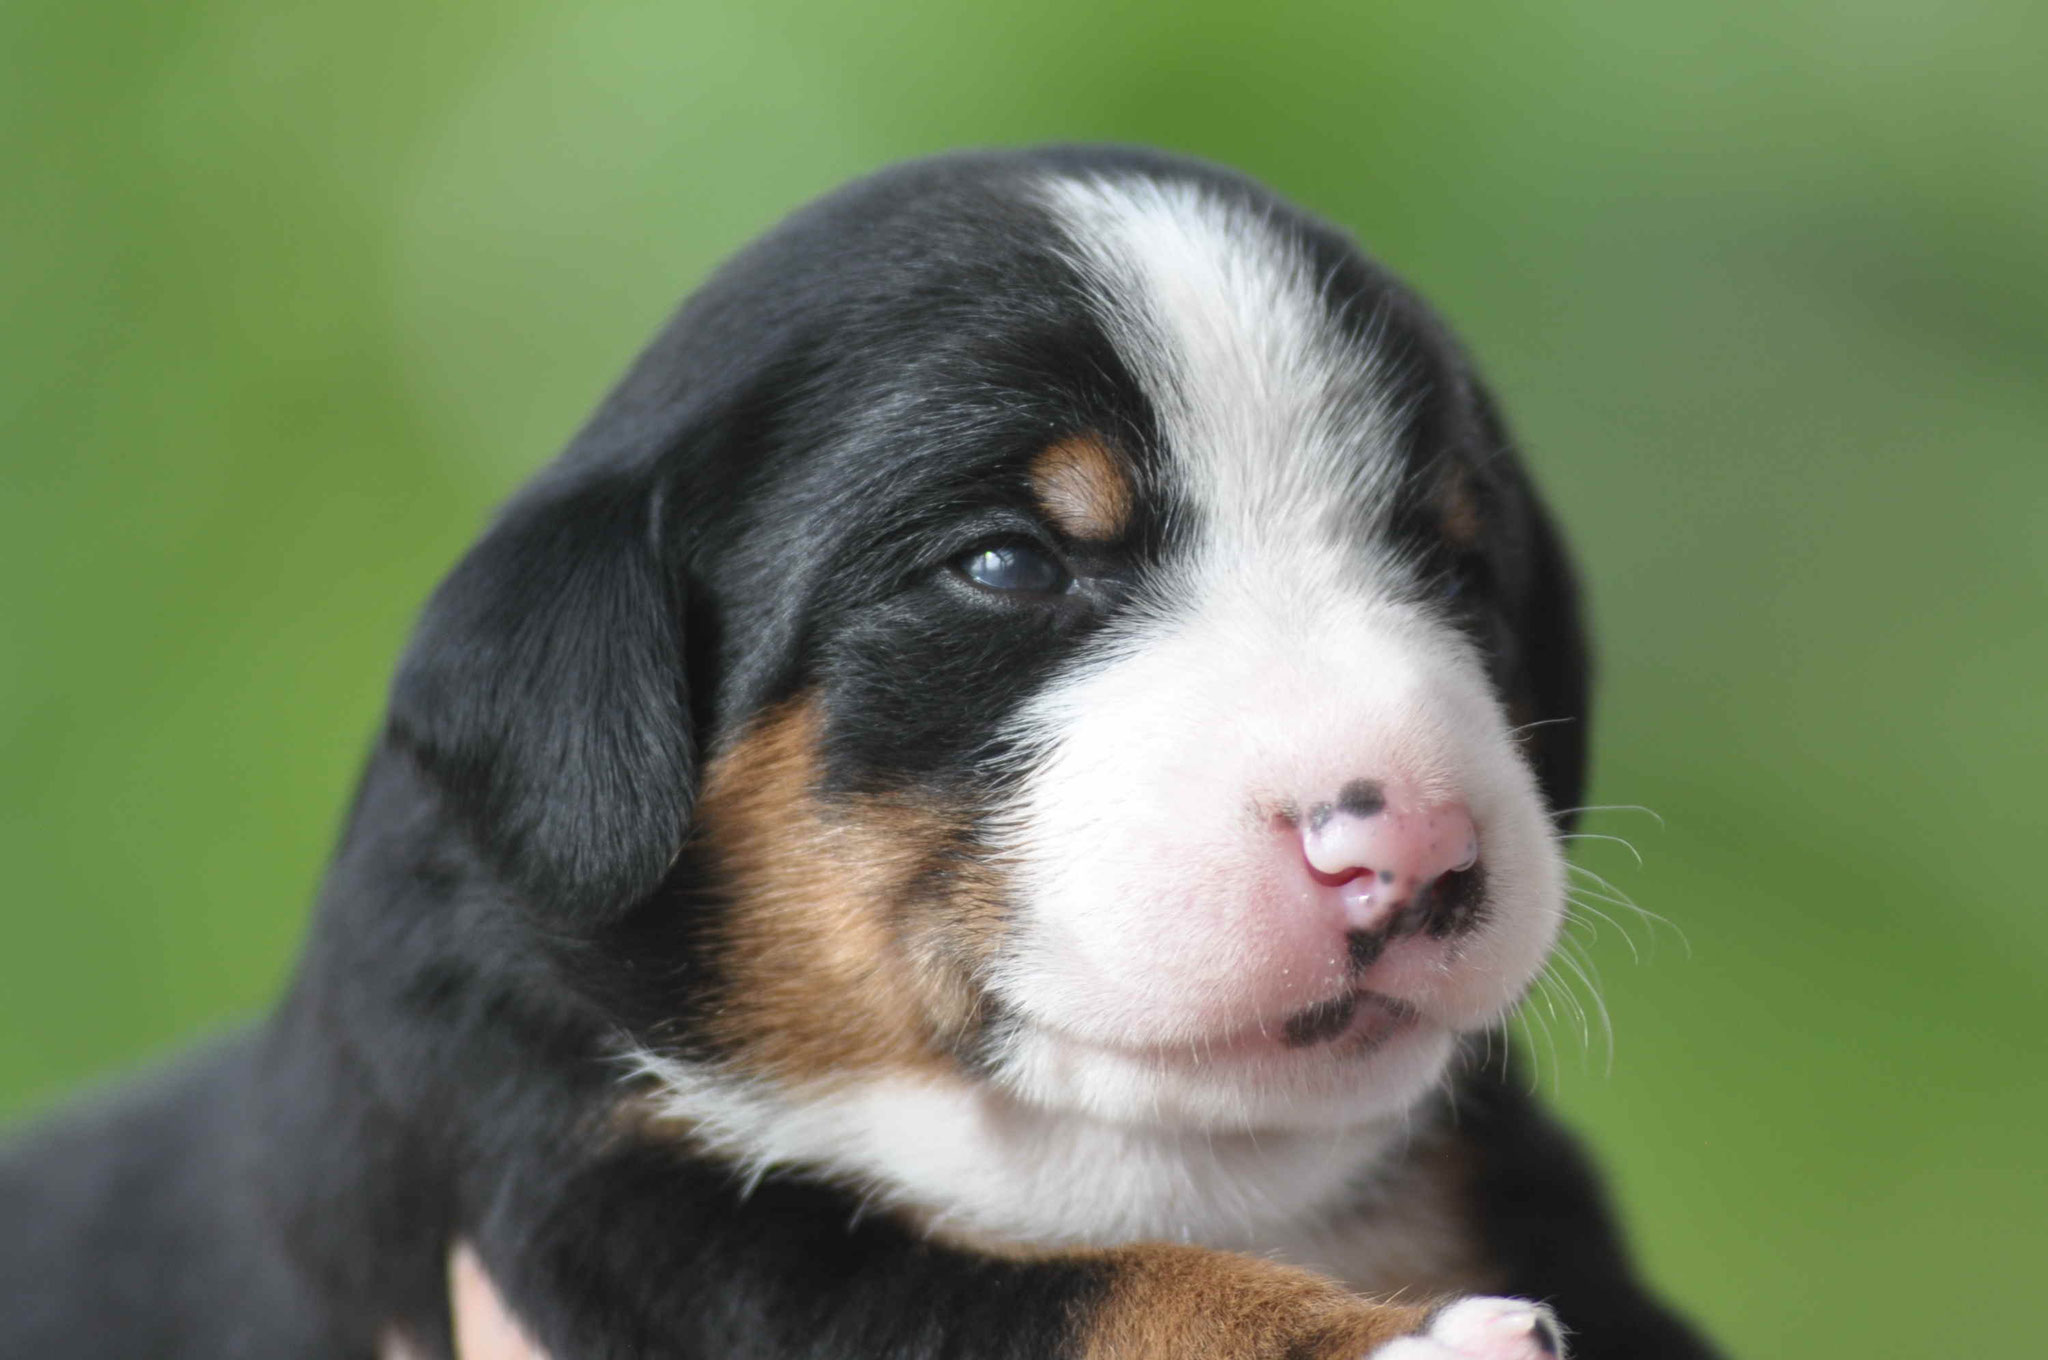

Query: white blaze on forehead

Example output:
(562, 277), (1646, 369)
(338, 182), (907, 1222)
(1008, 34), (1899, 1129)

(1041, 173), (1409, 559)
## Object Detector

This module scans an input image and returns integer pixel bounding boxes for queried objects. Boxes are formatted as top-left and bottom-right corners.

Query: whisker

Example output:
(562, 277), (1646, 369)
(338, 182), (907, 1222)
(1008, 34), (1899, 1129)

(1525, 989), (1562, 1096)
(1567, 883), (1659, 936)
(1545, 956), (1592, 1050)
(1540, 966), (1581, 1048)
(1566, 865), (1692, 957)
(1506, 1004), (1541, 1094)
(1524, 971), (1572, 1086)
(1557, 831), (1644, 867)
(1550, 803), (1666, 828)
(1499, 1014), (1520, 1085)
(1566, 894), (1642, 963)
(1552, 941), (1615, 1077)
(1564, 860), (1640, 906)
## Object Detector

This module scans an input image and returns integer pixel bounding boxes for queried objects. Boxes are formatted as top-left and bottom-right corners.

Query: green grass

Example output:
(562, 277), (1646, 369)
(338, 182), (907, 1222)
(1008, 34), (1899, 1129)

(5, 2), (2044, 1352)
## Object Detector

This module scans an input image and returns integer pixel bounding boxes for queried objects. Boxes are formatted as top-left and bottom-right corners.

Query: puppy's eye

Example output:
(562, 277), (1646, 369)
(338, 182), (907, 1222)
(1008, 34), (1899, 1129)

(957, 542), (1073, 595)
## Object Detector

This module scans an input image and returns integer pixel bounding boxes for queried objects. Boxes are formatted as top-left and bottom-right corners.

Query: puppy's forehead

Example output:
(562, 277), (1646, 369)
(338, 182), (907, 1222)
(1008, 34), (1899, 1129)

(1042, 174), (1413, 555)
(733, 165), (1426, 543)
(697, 162), (1460, 723)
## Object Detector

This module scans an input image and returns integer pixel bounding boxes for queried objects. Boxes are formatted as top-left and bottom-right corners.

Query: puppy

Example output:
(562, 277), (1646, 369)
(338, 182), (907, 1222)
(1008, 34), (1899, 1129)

(0, 146), (1721, 1360)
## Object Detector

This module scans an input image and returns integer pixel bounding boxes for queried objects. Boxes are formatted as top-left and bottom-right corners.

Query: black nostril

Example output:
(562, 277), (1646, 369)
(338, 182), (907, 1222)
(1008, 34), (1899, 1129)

(1307, 780), (1387, 834)
(1418, 863), (1489, 938)
(1335, 779), (1386, 818)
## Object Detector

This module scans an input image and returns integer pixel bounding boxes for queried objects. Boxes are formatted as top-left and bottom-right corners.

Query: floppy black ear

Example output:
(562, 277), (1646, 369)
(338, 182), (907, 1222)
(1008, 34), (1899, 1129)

(387, 469), (693, 924)
(1517, 486), (1593, 829)
(1464, 378), (1593, 830)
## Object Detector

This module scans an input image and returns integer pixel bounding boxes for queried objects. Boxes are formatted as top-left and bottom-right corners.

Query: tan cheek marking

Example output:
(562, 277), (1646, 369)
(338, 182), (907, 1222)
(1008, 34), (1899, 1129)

(1078, 1245), (1435, 1360)
(1030, 433), (1135, 542)
(693, 698), (1008, 1083)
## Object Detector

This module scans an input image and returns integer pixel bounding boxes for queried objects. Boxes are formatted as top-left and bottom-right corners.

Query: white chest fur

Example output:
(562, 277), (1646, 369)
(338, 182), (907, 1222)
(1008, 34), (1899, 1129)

(626, 1052), (1477, 1291)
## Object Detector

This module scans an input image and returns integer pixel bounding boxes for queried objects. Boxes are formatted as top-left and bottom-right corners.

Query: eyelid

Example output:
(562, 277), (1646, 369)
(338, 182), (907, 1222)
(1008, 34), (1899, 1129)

(920, 511), (1057, 572)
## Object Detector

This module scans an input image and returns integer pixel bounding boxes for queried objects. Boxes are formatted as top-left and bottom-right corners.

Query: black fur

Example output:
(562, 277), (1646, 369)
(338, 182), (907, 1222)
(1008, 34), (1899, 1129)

(0, 147), (1714, 1359)
(1455, 1059), (1724, 1360)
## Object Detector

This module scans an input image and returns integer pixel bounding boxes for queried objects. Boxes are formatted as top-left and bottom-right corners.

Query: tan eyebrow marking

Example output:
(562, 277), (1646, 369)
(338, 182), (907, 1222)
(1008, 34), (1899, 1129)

(1029, 433), (1135, 542)
(1439, 465), (1483, 550)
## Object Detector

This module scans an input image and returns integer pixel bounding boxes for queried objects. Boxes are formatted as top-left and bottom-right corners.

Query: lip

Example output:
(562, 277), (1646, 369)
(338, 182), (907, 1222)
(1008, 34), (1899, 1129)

(1068, 987), (1425, 1069)
(1277, 988), (1418, 1050)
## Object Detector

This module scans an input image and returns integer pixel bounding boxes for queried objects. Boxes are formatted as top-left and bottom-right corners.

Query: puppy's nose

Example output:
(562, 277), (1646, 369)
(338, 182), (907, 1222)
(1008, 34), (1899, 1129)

(1298, 780), (1479, 931)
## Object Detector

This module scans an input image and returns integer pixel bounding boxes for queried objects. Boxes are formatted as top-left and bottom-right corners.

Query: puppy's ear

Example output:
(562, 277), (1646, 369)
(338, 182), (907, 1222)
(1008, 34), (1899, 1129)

(1466, 380), (1593, 829)
(1516, 486), (1592, 827)
(388, 469), (693, 924)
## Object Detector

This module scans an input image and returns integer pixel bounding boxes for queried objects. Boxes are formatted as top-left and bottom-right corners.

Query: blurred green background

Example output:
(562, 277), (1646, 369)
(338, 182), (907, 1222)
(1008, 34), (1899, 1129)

(4, 0), (2043, 1352)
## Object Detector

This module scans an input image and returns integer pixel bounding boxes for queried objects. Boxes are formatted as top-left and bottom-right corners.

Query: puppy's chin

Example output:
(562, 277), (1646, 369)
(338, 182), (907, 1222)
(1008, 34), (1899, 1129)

(993, 1015), (1463, 1132)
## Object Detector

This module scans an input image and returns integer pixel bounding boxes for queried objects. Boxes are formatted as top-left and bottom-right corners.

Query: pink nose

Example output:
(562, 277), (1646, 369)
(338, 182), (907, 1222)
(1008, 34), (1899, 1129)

(1298, 780), (1479, 933)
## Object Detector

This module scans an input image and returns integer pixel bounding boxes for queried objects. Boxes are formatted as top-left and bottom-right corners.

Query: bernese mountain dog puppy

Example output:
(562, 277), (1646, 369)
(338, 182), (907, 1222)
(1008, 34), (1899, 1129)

(0, 146), (1721, 1360)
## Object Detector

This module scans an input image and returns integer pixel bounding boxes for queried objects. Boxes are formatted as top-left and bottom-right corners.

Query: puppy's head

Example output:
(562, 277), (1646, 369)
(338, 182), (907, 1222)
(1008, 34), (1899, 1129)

(390, 149), (1588, 1136)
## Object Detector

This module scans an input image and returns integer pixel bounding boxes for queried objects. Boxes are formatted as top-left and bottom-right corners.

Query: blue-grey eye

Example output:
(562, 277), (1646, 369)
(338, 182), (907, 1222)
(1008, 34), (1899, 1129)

(959, 542), (1071, 594)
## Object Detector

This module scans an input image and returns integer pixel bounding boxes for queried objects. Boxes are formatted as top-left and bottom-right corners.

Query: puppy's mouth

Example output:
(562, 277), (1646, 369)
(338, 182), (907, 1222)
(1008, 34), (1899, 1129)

(1277, 988), (1418, 1050)
(1099, 988), (1424, 1067)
